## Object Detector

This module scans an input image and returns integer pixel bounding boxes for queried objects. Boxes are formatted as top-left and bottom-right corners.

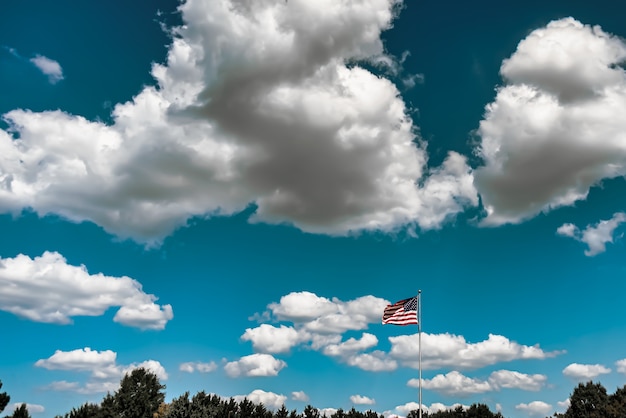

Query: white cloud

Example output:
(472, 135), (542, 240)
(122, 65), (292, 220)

(266, 292), (389, 334)
(224, 353), (286, 377)
(345, 351), (397, 372)
(350, 395), (375, 405)
(291, 391), (309, 402)
(179, 361), (217, 373)
(323, 333), (378, 357)
(234, 389), (287, 410)
(241, 324), (304, 353)
(0, 0), (477, 245)
(474, 18), (626, 226)
(389, 333), (561, 370)
(36, 347), (167, 394)
(616, 359), (626, 374)
(0, 251), (173, 330)
(414, 371), (492, 396)
(557, 398), (571, 409)
(409, 370), (546, 396)
(7, 403), (45, 414)
(35, 347), (116, 372)
(29, 54), (64, 84)
(391, 402), (467, 416)
(316, 408), (337, 417)
(562, 363), (611, 379)
(246, 292), (401, 372)
(251, 293), (563, 375)
(319, 408), (338, 417)
(515, 401), (553, 417)
(488, 370), (546, 391)
(557, 212), (626, 255)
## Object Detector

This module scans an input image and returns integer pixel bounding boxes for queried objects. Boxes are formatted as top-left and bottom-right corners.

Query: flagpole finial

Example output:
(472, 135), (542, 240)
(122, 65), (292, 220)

(418, 289), (421, 294)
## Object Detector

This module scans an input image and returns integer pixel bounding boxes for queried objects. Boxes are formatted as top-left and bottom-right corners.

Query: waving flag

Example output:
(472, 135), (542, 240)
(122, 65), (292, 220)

(382, 296), (418, 325)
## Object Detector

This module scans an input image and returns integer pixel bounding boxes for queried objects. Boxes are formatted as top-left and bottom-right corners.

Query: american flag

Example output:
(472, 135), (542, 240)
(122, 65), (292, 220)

(382, 296), (418, 325)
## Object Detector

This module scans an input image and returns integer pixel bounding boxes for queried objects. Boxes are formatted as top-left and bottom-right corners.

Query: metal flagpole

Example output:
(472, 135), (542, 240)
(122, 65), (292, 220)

(418, 289), (422, 418)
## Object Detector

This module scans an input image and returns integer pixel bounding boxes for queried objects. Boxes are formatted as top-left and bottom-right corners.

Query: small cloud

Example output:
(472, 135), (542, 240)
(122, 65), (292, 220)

(224, 353), (286, 377)
(36, 347), (167, 394)
(319, 408), (338, 417)
(557, 398), (570, 410)
(350, 395), (375, 405)
(179, 361), (217, 373)
(233, 389), (286, 410)
(30, 54), (64, 84)
(291, 391), (309, 402)
(557, 212), (626, 256)
(616, 359), (626, 374)
(562, 363), (611, 380)
(515, 401), (552, 416)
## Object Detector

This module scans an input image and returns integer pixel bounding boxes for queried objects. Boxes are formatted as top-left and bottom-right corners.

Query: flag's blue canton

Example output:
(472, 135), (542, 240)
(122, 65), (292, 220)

(404, 297), (417, 311)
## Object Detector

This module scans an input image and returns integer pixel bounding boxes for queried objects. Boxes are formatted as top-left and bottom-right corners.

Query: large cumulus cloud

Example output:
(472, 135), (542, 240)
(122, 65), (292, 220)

(0, 0), (477, 244)
(474, 18), (626, 225)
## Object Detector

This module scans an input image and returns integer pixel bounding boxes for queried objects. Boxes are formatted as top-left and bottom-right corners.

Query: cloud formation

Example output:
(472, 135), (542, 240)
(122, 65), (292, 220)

(389, 333), (561, 370)
(350, 394), (375, 405)
(233, 389), (287, 410)
(557, 212), (626, 255)
(291, 391), (309, 402)
(242, 292), (561, 378)
(36, 347), (167, 394)
(179, 361), (217, 373)
(224, 353), (286, 377)
(562, 363), (611, 379)
(0, 251), (173, 330)
(409, 370), (546, 396)
(29, 54), (64, 84)
(515, 401), (553, 417)
(0, 0), (477, 244)
(474, 18), (626, 225)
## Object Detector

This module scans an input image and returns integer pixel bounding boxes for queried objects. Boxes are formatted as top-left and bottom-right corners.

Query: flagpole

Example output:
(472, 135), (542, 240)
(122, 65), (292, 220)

(418, 289), (422, 418)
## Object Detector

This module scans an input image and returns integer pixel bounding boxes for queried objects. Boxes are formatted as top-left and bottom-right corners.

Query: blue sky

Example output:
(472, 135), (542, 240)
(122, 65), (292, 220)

(1, 0), (626, 417)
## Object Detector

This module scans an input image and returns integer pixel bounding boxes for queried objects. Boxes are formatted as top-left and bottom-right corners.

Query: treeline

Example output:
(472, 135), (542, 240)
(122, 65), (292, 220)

(1, 371), (626, 418)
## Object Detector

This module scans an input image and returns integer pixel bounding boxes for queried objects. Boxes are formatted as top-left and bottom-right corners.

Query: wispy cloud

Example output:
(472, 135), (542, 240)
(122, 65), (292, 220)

(2, 46), (64, 83)
(29, 54), (64, 84)
(557, 212), (626, 255)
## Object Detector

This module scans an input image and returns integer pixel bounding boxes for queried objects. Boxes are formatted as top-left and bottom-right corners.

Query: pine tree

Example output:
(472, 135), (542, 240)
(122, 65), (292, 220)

(0, 380), (10, 414)
(114, 368), (165, 418)
(8, 403), (31, 418)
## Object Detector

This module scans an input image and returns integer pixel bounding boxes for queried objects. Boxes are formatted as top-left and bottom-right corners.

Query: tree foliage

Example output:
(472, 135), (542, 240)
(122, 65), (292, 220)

(45, 374), (626, 418)
(7, 404), (31, 418)
(114, 368), (166, 418)
(0, 380), (9, 415)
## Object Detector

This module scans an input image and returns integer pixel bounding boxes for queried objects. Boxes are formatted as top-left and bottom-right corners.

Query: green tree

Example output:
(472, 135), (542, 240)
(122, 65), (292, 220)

(114, 368), (165, 418)
(466, 403), (503, 418)
(0, 380), (9, 414)
(96, 393), (118, 418)
(274, 405), (289, 418)
(564, 381), (609, 418)
(63, 402), (101, 418)
(608, 385), (626, 418)
(7, 404), (31, 418)
(253, 403), (272, 418)
(237, 398), (255, 418)
(165, 392), (193, 418)
(302, 405), (319, 418)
